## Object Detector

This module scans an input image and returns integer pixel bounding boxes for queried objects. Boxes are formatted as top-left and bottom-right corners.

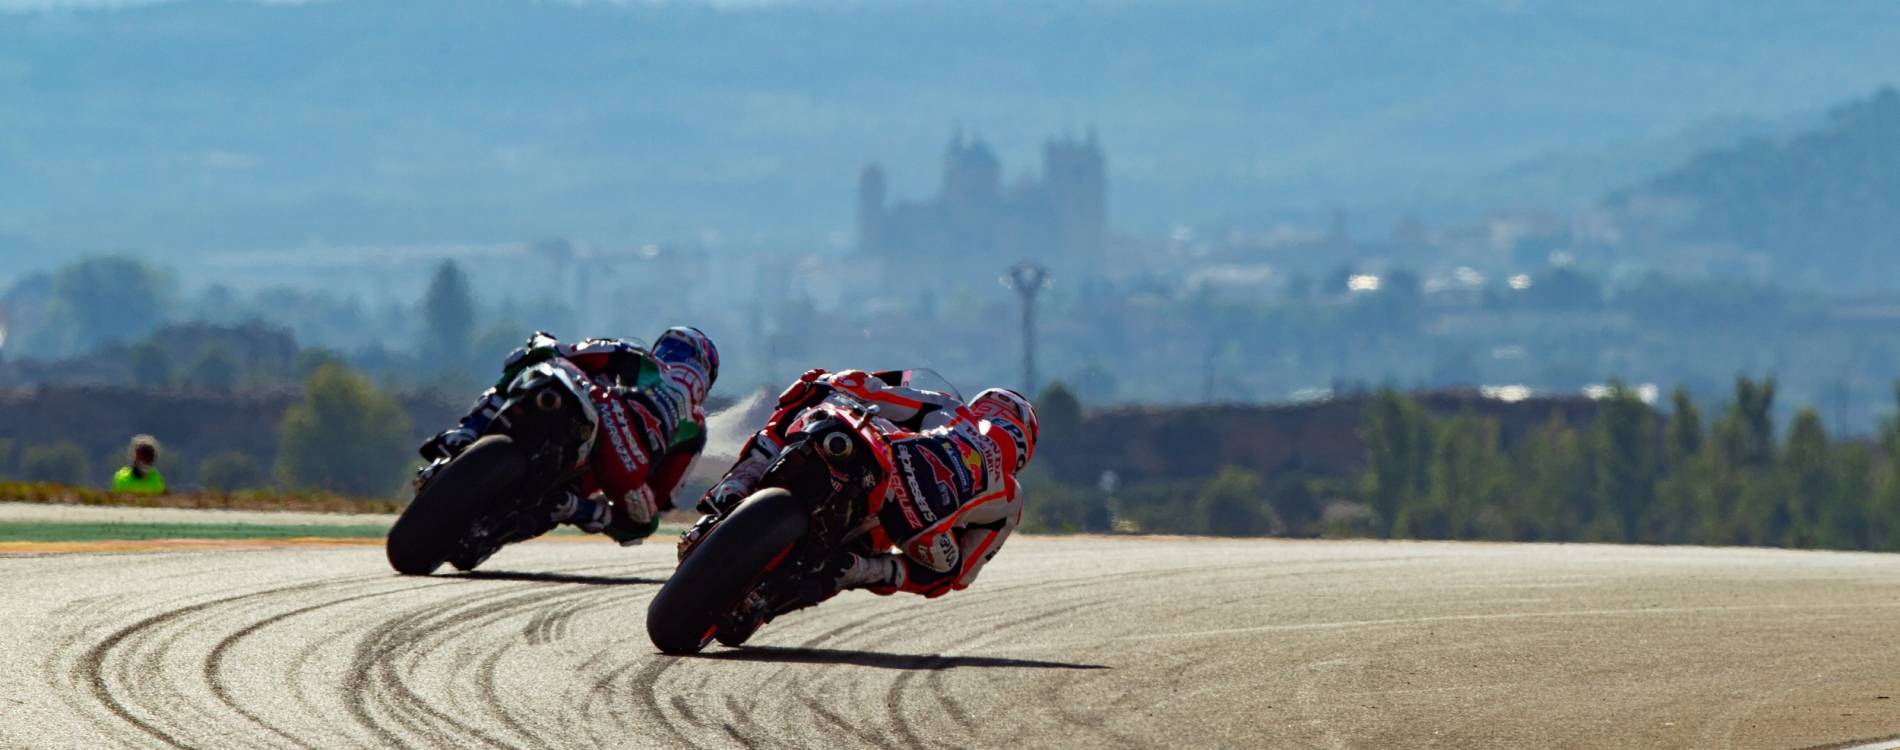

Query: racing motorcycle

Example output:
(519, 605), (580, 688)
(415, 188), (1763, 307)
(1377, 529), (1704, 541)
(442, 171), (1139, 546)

(645, 369), (957, 655)
(384, 359), (604, 575)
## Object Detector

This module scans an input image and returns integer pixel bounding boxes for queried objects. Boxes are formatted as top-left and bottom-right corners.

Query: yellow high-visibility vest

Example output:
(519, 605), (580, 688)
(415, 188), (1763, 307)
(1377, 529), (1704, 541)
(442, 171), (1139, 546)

(112, 466), (166, 495)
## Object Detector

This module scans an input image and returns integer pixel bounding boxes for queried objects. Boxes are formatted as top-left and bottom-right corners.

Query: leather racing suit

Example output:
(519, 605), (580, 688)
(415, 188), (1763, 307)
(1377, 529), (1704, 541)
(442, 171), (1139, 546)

(428, 332), (710, 543)
(693, 369), (1024, 597)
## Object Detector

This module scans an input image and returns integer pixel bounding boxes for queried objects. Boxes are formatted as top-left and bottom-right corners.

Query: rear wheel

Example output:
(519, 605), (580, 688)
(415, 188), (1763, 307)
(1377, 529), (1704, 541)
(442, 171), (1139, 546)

(385, 436), (526, 575)
(646, 488), (808, 655)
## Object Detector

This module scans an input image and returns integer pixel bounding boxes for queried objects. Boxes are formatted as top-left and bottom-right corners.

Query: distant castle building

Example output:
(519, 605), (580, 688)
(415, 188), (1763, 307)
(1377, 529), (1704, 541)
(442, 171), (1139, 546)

(857, 130), (1106, 270)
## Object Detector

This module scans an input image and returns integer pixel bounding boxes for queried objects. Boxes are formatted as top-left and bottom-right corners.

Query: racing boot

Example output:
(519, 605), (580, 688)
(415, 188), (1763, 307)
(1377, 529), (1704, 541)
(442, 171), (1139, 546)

(678, 514), (719, 561)
(418, 391), (507, 461)
(418, 426), (478, 462)
(551, 489), (654, 547)
(837, 552), (905, 594)
(789, 551), (905, 610)
(679, 479), (751, 560)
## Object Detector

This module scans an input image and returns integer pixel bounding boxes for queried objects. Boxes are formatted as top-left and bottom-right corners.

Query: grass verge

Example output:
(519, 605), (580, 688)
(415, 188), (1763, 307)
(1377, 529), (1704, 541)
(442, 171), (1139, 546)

(0, 481), (403, 514)
(0, 522), (392, 543)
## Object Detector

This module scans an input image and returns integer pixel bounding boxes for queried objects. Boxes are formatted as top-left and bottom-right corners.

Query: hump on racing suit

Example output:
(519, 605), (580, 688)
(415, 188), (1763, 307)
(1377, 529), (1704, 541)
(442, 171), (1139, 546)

(875, 409), (1026, 597)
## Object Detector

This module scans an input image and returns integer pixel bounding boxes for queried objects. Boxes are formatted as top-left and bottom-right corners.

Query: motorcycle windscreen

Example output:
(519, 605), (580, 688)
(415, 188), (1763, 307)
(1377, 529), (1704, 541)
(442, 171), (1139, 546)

(870, 368), (963, 402)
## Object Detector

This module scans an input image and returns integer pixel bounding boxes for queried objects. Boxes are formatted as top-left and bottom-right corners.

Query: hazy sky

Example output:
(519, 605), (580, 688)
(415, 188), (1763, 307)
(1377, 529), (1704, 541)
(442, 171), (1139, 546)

(4, 0), (1899, 268)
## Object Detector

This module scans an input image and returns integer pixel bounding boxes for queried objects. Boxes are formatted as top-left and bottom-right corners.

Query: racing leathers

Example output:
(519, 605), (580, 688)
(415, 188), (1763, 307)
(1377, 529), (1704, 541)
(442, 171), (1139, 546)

(690, 369), (1025, 599)
(423, 332), (710, 545)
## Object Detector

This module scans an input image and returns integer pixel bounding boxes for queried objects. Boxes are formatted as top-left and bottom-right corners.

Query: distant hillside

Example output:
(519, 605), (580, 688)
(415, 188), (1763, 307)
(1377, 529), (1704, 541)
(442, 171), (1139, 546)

(1474, 113), (1806, 213)
(1610, 88), (1900, 289)
(5, 0), (1900, 261)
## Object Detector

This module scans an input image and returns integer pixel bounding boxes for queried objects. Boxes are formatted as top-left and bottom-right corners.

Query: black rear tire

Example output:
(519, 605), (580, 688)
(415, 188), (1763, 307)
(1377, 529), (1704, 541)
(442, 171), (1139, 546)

(646, 488), (809, 655)
(385, 436), (526, 576)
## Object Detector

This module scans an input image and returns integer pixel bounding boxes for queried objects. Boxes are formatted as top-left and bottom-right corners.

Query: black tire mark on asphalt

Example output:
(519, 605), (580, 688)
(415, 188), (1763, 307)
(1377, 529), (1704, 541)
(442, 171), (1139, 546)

(889, 564), (1234, 750)
(774, 598), (934, 749)
(890, 597), (1123, 750)
(619, 594), (910, 749)
(471, 564), (673, 749)
(72, 580), (341, 749)
(202, 579), (441, 750)
(346, 582), (618, 749)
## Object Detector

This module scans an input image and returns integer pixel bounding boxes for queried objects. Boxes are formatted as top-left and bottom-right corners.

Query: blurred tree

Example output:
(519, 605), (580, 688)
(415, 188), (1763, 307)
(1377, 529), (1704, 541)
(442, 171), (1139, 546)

(1016, 466), (1110, 534)
(471, 321), (528, 370)
(1698, 377), (1779, 545)
(1664, 387), (1703, 468)
(1820, 442), (1875, 550)
(190, 283), (248, 324)
(1731, 376), (1778, 468)
(129, 340), (173, 387)
(20, 442), (91, 486)
(1640, 387), (1706, 542)
(293, 347), (346, 380)
(1359, 389), (1432, 534)
(1401, 412), (1505, 539)
(1779, 408), (1830, 547)
(1195, 467), (1276, 536)
(1517, 415), (1590, 540)
(184, 345), (242, 391)
(21, 256), (172, 356)
(276, 363), (415, 497)
(1264, 470), (1325, 536)
(1589, 383), (1657, 542)
(199, 451), (267, 492)
(1035, 381), (1083, 472)
(421, 259), (477, 376)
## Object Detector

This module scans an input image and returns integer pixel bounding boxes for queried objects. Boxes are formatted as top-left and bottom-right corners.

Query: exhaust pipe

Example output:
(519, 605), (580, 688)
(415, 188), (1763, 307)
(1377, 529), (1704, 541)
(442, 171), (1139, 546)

(820, 431), (855, 459)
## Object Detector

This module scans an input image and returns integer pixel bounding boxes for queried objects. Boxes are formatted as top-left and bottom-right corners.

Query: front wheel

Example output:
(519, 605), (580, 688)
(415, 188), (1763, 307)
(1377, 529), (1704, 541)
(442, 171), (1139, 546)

(385, 436), (526, 575)
(646, 488), (809, 654)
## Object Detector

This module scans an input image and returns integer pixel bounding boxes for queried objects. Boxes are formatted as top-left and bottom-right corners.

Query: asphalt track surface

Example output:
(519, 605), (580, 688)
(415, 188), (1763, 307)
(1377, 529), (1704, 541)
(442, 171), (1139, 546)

(5, 536), (1900, 749)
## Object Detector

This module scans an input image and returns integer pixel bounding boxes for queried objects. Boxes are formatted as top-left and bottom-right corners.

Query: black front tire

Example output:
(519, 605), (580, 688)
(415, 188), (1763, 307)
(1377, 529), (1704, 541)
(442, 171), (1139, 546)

(646, 488), (809, 655)
(385, 436), (526, 576)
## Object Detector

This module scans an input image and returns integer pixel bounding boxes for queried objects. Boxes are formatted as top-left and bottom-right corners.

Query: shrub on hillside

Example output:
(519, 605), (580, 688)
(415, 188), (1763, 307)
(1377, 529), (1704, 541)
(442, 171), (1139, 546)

(185, 345), (242, 391)
(1195, 467), (1281, 536)
(1018, 467), (1111, 534)
(21, 442), (92, 486)
(199, 451), (267, 492)
(275, 363), (415, 498)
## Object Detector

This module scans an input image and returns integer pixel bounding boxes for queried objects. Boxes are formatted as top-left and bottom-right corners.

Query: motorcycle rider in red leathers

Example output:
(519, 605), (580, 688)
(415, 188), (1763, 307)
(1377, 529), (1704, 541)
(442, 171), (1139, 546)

(420, 327), (719, 546)
(684, 368), (1039, 602)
